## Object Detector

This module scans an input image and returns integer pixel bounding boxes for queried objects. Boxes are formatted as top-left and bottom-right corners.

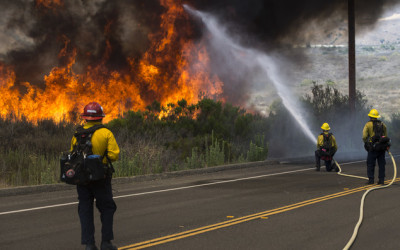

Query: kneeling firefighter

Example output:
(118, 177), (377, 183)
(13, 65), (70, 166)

(315, 123), (338, 172)
(70, 102), (120, 250)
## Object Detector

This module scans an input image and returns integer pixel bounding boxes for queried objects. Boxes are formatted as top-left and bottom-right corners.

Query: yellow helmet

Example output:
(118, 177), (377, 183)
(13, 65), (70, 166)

(368, 109), (380, 118)
(321, 123), (330, 131)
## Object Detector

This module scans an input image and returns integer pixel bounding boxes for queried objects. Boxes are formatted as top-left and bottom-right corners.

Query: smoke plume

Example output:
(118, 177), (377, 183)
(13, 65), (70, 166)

(0, 0), (399, 122)
(1, 1), (398, 82)
(186, 0), (399, 47)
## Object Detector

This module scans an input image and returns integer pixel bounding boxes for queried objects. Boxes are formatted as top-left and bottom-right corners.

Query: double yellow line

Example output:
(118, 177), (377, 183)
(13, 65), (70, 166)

(119, 178), (400, 250)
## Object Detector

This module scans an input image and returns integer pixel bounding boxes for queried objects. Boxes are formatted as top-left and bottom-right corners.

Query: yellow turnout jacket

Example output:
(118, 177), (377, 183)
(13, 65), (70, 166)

(317, 131), (338, 151)
(362, 119), (387, 143)
(70, 121), (120, 164)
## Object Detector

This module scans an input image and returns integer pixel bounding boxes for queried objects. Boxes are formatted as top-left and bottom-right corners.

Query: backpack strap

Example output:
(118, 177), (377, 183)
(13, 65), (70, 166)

(371, 120), (383, 143)
(103, 151), (115, 173)
(320, 132), (332, 140)
(320, 133), (333, 149)
(372, 120), (382, 134)
(72, 124), (106, 155)
(74, 124), (106, 138)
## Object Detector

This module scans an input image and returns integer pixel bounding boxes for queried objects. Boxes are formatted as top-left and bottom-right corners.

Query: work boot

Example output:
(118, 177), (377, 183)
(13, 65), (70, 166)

(101, 241), (117, 250)
(377, 179), (385, 185)
(85, 244), (98, 250)
(366, 179), (374, 185)
(316, 166), (320, 171)
(331, 160), (339, 172)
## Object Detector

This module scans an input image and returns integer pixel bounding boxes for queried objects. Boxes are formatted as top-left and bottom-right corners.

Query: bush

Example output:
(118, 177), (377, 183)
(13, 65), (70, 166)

(185, 147), (205, 169)
(1, 98), (272, 187)
(387, 113), (400, 151)
(247, 134), (268, 162)
(205, 132), (225, 167)
(0, 117), (74, 187)
(302, 83), (371, 153)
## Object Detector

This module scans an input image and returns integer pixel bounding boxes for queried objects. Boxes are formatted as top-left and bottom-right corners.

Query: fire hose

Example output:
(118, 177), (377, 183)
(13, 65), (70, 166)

(334, 151), (397, 250)
(335, 159), (368, 180)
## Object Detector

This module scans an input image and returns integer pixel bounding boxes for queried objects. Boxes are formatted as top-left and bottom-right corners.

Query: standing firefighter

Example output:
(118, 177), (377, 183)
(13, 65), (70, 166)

(363, 108), (389, 185)
(315, 123), (338, 172)
(71, 102), (120, 250)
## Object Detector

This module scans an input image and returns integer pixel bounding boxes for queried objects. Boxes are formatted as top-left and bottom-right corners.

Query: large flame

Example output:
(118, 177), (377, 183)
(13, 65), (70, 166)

(0, 0), (223, 123)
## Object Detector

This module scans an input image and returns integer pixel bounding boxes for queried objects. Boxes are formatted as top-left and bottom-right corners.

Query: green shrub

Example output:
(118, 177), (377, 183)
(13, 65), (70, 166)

(0, 149), (59, 187)
(205, 131), (225, 167)
(185, 147), (205, 169)
(300, 79), (314, 87)
(362, 46), (375, 52)
(0, 98), (274, 187)
(302, 83), (371, 152)
(379, 56), (387, 62)
(246, 134), (268, 162)
(387, 113), (400, 151)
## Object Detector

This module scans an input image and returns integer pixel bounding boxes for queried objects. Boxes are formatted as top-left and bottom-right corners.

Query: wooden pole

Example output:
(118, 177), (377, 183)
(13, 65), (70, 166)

(348, 0), (356, 113)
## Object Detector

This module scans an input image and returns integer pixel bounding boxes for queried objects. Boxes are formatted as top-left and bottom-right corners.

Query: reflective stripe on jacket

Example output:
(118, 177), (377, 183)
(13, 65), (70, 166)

(70, 121), (120, 164)
(362, 120), (387, 143)
(317, 132), (338, 151)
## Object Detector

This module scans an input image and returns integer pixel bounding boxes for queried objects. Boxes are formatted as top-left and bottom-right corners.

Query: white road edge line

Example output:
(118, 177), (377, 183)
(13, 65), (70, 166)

(114, 168), (313, 199)
(0, 202), (79, 216)
(2, 156), (397, 216)
(1, 168), (312, 216)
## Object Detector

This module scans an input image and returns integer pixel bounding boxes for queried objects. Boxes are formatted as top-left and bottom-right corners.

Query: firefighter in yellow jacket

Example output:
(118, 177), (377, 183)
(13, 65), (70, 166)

(362, 109), (388, 185)
(71, 102), (120, 250)
(315, 123), (338, 172)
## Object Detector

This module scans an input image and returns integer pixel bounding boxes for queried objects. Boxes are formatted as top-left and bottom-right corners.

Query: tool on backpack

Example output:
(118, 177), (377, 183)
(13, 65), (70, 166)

(60, 124), (113, 185)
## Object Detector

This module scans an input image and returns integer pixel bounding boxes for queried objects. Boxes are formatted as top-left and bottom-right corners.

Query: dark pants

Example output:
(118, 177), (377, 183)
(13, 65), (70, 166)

(315, 150), (334, 171)
(367, 150), (386, 181)
(77, 177), (117, 245)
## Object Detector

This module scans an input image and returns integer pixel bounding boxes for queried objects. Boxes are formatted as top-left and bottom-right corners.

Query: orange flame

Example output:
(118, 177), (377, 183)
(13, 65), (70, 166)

(0, 1), (223, 123)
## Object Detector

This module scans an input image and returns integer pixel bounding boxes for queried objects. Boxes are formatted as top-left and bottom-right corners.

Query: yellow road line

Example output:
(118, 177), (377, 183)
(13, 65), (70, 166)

(119, 178), (400, 250)
(119, 187), (364, 249)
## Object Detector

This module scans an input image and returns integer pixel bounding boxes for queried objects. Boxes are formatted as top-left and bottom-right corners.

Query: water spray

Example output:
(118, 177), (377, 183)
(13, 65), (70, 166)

(256, 55), (316, 143)
(184, 5), (316, 144)
(184, 7), (399, 248)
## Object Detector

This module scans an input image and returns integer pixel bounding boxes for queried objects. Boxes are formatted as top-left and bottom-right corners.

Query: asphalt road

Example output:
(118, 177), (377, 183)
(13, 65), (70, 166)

(1, 157), (400, 250)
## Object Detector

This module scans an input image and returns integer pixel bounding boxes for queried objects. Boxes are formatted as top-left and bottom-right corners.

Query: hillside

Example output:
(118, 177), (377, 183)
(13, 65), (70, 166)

(298, 45), (400, 118)
(251, 12), (400, 120)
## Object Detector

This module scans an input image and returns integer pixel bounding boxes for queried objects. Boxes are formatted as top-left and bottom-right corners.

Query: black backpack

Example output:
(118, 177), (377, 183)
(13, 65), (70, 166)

(60, 125), (112, 185)
(369, 120), (390, 152)
(320, 133), (334, 156)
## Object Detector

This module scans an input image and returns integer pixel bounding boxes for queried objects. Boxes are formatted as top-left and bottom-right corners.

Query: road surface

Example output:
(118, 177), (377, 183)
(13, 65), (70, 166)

(1, 157), (399, 250)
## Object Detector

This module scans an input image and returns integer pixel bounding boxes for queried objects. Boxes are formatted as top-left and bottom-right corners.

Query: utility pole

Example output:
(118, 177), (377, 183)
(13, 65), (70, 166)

(348, 0), (356, 113)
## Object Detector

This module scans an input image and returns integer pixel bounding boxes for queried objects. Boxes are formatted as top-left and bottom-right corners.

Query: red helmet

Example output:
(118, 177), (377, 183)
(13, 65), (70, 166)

(81, 102), (105, 120)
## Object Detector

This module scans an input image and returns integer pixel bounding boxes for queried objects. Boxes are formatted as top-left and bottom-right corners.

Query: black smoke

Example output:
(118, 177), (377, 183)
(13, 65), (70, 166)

(185, 0), (399, 48)
(1, 0), (165, 87)
(0, 0), (399, 95)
